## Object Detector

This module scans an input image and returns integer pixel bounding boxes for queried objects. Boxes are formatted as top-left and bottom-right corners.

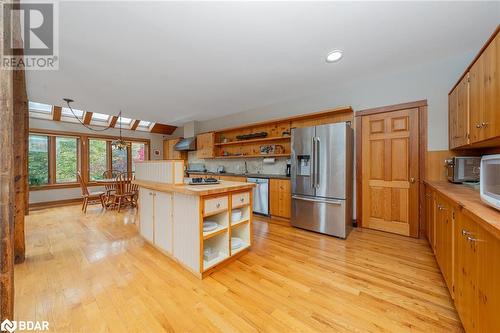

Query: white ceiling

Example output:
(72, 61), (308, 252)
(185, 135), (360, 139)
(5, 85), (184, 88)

(27, 1), (499, 126)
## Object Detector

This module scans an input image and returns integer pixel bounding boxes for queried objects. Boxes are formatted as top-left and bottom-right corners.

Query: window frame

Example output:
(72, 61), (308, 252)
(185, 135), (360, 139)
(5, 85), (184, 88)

(29, 129), (150, 190)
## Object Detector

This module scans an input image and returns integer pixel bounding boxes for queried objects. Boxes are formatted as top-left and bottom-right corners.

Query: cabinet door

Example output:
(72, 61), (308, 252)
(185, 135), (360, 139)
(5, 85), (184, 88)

(163, 140), (170, 159)
(435, 195), (453, 294)
(139, 188), (154, 243)
(449, 74), (469, 149)
(153, 191), (173, 253)
(454, 212), (477, 332)
(219, 175), (246, 182)
(196, 132), (215, 159)
(425, 186), (435, 251)
(270, 179), (291, 218)
(476, 223), (500, 332)
(470, 33), (500, 143)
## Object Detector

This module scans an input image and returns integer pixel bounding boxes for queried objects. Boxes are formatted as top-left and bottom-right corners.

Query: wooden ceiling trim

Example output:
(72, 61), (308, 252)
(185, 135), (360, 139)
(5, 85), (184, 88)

(130, 119), (140, 130)
(108, 116), (118, 128)
(83, 111), (93, 125)
(52, 106), (62, 121)
(150, 123), (177, 135)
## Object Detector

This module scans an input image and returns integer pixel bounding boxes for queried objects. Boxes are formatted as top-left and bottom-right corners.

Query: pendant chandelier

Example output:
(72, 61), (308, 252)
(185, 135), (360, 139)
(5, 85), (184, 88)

(63, 98), (128, 150)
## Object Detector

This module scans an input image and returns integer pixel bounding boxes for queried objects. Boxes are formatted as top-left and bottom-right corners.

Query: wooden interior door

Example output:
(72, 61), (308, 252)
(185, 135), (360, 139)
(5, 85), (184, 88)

(361, 108), (419, 237)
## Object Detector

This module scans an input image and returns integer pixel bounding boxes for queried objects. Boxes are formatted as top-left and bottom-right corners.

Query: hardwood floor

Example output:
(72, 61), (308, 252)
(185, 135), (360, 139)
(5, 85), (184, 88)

(15, 205), (463, 332)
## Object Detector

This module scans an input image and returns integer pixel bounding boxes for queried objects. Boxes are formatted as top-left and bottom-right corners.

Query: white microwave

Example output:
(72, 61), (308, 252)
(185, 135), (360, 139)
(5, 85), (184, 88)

(480, 154), (500, 211)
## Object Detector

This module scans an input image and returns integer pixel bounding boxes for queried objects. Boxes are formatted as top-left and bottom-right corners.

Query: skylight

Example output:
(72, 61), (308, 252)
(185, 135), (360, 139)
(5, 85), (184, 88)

(138, 120), (151, 127)
(117, 116), (133, 126)
(92, 112), (110, 122)
(29, 101), (52, 114)
(62, 107), (84, 118)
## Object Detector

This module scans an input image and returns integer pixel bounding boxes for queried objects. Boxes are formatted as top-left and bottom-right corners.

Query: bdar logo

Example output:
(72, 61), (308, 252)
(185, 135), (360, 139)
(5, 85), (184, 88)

(0, 319), (17, 333)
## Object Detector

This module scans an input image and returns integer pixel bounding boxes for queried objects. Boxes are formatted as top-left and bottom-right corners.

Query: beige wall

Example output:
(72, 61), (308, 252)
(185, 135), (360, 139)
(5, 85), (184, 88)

(29, 118), (174, 204)
(198, 51), (474, 151)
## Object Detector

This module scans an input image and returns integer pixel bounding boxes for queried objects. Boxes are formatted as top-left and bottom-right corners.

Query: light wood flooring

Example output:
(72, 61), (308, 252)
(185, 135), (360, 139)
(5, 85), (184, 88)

(15, 205), (463, 332)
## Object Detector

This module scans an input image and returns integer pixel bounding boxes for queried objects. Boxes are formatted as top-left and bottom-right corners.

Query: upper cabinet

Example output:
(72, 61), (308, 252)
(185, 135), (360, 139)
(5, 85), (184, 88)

(449, 73), (469, 149)
(196, 132), (215, 159)
(449, 27), (500, 149)
(163, 138), (187, 160)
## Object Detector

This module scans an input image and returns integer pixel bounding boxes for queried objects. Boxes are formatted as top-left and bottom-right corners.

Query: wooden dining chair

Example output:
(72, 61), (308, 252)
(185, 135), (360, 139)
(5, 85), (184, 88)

(102, 169), (120, 208)
(77, 171), (105, 213)
(114, 172), (139, 212)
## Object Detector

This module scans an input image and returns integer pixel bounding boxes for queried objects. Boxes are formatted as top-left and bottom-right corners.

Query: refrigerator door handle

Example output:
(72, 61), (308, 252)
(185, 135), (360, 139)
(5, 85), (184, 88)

(315, 137), (320, 189)
(292, 195), (342, 205)
(311, 137), (316, 188)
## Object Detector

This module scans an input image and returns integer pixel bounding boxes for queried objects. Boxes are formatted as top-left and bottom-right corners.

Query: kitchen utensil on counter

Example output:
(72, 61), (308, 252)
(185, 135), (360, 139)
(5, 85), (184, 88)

(217, 165), (225, 173)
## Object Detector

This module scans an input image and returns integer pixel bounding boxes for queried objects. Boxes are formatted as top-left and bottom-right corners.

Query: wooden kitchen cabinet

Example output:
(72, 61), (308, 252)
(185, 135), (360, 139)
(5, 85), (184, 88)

(449, 73), (470, 149)
(424, 185), (435, 251)
(196, 132), (215, 159)
(454, 212), (478, 332)
(219, 175), (246, 182)
(163, 138), (187, 160)
(434, 193), (454, 295)
(270, 179), (291, 219)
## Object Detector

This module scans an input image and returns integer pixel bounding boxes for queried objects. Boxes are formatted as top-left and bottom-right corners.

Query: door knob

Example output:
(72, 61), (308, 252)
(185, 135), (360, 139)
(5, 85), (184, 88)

(476, 123), (482, 128)
(482, 122), (488, 128)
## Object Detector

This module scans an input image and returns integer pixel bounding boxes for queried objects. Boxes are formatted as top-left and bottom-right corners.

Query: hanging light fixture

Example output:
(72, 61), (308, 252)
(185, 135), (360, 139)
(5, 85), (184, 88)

(112, 111), (128, 151)
(63, 98), (128, 150)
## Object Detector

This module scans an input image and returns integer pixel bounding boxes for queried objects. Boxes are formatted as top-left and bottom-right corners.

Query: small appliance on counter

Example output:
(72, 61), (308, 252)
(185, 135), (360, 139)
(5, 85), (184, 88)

(445, 156), (481, 183)
(286, 162), (291, 177)
(480, 154), (500, 211)
(188, 177), (220, 185)
(216, 165), (225, 173)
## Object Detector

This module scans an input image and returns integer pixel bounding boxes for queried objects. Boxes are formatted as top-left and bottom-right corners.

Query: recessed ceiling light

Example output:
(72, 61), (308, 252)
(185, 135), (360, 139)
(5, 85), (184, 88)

(326, 50), (343, 63)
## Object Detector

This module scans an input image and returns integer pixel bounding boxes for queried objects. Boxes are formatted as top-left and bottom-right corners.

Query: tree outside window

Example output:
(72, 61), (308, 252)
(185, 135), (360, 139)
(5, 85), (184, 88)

(112, 146), (128, 173)
(55, 137), (78, 183)
(131, 142), (146, 171)
(28, 135), (49, 186)
(89, 139), (107, 180)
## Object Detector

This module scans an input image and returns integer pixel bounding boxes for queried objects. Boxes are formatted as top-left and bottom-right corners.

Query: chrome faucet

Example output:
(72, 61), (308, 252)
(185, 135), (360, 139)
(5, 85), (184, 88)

(244, 161), (248, 174)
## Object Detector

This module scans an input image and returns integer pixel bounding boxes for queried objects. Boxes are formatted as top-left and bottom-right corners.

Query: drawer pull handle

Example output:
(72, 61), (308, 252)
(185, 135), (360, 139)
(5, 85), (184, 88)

(467, 236), (477, 242)
(482, 122), (488, 128)
(476, 123), (482, 128)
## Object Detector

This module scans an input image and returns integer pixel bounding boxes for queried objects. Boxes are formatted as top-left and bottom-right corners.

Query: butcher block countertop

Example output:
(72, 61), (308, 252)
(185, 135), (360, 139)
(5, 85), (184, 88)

(425, 180), (500, 240)
(133, 179), (255, 196)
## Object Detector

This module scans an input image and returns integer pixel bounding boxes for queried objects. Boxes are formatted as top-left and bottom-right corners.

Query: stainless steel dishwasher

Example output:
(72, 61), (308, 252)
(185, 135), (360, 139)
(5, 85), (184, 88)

(247, 177), (269, 216)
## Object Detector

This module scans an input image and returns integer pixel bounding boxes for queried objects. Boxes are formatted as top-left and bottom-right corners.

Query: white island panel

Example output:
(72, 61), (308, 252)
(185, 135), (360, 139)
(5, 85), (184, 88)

(173, 192), (200, 273)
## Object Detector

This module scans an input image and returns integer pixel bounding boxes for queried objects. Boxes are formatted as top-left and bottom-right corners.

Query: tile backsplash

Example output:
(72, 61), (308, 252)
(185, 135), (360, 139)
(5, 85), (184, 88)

(188, 151), (288, 175)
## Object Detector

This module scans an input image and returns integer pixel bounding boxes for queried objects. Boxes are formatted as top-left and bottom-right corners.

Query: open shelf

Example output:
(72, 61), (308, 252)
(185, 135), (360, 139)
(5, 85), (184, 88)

(203, 226), (228, 240)
(214, 153), (290, 159)
(215, 136), (290, 146)
(203, 231), (229, 271)
(231, 219), (249, 228)
(230, 221), (250, 256)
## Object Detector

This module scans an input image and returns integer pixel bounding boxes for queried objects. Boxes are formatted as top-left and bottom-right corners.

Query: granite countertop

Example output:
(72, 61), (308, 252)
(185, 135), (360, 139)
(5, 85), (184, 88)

(133, 179), (255, 196)
(187, 171), (290, 180)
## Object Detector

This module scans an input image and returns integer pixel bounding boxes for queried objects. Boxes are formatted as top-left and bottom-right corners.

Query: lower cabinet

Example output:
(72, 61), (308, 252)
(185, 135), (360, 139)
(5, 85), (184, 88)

(425, 185), (500, 332)
(424, 185), (435, 251)
(270, 179), (291, 219)
(434, 193), (454, 295)
(139, 188), (173, 252)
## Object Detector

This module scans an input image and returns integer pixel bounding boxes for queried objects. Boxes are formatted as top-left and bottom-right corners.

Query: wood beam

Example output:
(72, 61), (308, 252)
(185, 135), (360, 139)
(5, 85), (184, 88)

(109, 116), (118, 128)
(52, 106), (62, 121)
(150, 123), (177, 135)
(83, 111), (93, 125)
(130, 120), (140, 131)
(13, 65), (27, 265)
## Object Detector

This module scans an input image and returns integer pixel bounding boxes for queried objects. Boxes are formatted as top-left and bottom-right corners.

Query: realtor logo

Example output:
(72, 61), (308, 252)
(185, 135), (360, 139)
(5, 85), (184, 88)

(0, 319), (17, 333)
(2, 1), (59, 70)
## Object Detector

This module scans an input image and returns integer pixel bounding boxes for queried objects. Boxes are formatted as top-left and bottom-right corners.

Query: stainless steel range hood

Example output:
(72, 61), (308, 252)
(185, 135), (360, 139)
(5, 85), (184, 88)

(174, 137), (196, 151)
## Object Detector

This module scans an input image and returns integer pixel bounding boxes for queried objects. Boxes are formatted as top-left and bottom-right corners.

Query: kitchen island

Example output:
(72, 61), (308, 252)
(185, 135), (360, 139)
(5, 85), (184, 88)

(133, 161), (255, 278)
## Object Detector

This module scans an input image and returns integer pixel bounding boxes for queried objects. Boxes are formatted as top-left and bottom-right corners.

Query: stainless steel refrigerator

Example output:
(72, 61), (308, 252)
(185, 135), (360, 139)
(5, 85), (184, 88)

(291, 122), (353, 238)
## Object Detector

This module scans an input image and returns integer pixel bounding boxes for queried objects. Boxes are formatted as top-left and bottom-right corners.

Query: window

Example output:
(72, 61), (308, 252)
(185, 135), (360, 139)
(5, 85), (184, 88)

(89, 139), (108, 180)
(29, 130), (149, 189)
(55, 137), (78, 183)
(112, 146), (128, 173)
(131, 142), (147, 171)
(28, 135), (49, 186)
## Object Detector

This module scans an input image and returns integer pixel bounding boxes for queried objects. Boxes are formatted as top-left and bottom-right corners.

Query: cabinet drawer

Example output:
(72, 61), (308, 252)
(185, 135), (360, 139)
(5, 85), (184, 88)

(204, 196), (228, 216)
(232, 192), (250, 208)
